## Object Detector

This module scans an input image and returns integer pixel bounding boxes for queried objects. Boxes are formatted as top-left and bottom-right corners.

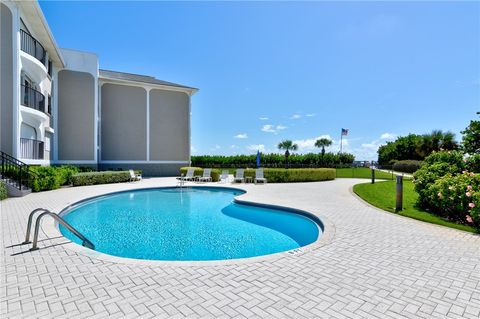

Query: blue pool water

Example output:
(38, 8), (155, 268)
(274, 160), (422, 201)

(59, 187), (320, 261)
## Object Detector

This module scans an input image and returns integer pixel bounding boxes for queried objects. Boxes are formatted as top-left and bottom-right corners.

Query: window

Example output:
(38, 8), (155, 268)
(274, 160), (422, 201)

(48, 94), (51, 114)
(48, 59), (52, 77)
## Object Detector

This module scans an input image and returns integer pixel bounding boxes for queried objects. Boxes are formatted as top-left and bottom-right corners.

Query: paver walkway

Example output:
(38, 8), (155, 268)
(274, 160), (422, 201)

(1, 178), (479, 318)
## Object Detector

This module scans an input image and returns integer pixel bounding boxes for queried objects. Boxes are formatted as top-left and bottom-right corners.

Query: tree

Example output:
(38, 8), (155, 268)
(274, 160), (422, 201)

(416, 130), (458, 158)
(462, 112), (480, 154)
(314, 138), (332, 157)
(278, 140), (298, 168)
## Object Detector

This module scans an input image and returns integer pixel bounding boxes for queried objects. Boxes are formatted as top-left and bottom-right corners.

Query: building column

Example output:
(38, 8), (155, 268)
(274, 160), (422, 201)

(146, 87), (151, 161)
(11, 5), (20, 158)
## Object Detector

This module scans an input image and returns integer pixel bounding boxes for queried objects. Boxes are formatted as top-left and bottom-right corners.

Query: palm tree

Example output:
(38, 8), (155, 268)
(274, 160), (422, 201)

(314, 138), (332, 157)
(416, 130), (458, 158)
(440, 131), (458, 150)
(278, 140), (298, 168)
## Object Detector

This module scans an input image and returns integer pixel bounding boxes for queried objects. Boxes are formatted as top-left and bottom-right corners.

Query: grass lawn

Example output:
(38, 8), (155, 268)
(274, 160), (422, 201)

(336, 167), (398, 180)
(353, 180), (478, 233)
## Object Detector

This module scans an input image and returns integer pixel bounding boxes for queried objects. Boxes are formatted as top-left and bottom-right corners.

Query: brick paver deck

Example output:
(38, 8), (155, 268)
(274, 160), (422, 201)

(1, 178), (479, 318)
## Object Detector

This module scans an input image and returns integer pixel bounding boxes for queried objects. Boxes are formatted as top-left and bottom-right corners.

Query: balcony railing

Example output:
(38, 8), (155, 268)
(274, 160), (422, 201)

(21, 85), (46, 114)
(20, 138), (44, 160)
(20, 29), (46, 64)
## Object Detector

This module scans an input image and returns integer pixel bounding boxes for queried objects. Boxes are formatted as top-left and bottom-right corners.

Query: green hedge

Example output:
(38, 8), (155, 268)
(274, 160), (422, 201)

(241, 168), (335, 183)
(72, 171), (133, 186)
(393, 160), (422, 173)
(180, 167), (335, 183)
(180, 167), (220, 182)
(191, 152), (355, 167)
(0, 181), (7, 200)
(29, 165), (79, 192)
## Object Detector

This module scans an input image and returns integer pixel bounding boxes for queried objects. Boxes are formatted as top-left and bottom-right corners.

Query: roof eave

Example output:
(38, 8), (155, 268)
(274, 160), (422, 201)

(99, 75), (198, 96)
(18, 1), (65, 67)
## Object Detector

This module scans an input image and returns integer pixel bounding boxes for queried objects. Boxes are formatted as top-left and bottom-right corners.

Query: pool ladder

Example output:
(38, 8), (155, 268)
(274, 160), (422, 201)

(22, 208), (95, 251)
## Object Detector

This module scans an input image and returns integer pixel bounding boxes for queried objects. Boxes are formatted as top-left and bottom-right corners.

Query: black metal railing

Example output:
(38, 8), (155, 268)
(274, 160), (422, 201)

(20, 29), (46, 64)
(20, 138), (44, 160)
(0, 151), (32, 191)
(21, 85), (46, 113)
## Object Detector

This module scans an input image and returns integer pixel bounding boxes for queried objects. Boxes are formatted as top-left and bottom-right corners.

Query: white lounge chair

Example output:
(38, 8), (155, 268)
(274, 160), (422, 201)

(129, 169), (142, 181)
(254, 168), (267, 184)
(219, 170), (229, 183)
(198, 168), (212, 182)
(234, 169), (245, 183)
(177, 168), (195, 181)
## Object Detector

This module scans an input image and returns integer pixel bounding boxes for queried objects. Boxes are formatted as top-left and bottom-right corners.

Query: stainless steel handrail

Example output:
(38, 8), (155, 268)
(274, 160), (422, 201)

(24, 208), (95, 251)
(22, 208), (50, 244)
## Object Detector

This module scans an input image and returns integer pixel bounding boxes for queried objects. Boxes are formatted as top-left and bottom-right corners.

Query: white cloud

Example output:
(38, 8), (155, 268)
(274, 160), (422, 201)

(259, 117), (269, 120)
(247, 144), (265, 152)
(290, 114), (302, 120)
(380, 133), (396, 140)
(190, 145), (197, 154)
(306, 113), (316, 117)
(261, 124), (287, 134)
(234, 133), (248, 139)
(293, 135), (334, 152)
(230, 144), (238, 149)
(261, 124), (276, 133)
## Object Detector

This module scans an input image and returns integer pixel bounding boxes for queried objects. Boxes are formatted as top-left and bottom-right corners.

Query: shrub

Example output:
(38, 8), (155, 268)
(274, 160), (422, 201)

(413, 151), (465, 205)
(0, 181), (7, 200)
(55, 165), (80, 185)
(72, 171), (131, 186)
(465, 154), (480, 173)
(393, 160), (422, 173)
(29, 166), (62, 192)
(180, 167), (220, 182)
(29, 165), (80, 192)
(244, 168), (336, 183)
(426, 172), (480, 229)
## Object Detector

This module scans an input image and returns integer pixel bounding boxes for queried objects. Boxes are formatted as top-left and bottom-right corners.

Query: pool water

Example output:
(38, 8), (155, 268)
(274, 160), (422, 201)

(60, 187), (320, 261)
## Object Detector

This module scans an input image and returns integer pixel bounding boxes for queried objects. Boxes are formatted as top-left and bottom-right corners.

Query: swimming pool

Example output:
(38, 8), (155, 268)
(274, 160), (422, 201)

(59, 187), (321, 261)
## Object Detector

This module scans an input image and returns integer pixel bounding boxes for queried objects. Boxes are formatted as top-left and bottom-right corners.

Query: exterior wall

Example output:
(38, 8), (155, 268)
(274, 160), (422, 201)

(1, 3), (14, 155)
(57, 70), (95, 160)
(149, 89), (189, 161)
(100, 83), (147, 161)
(56, 49), (98, 164)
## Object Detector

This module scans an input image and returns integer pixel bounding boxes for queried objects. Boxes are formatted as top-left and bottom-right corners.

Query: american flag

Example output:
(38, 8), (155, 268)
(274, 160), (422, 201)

(341, 128), (349, 136)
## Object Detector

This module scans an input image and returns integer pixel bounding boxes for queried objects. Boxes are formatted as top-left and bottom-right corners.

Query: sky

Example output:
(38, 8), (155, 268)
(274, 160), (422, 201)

(40, 1), (480, 160)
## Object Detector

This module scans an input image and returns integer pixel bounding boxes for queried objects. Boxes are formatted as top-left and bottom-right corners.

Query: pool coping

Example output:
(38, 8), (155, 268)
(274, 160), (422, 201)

(40, 185), (336, 267)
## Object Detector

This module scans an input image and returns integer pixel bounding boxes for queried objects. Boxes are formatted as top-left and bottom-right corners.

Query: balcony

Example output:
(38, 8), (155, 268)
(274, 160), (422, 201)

(21, 85), (47, 114)
(20, 30), (46, 65)
(20, 138), (44, 160)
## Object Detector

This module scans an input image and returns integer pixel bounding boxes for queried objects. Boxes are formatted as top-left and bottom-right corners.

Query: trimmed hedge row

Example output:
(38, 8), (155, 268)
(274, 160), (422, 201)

(0, 181), (7, 200)
(180, 167), (220, 182)
(180, 167), (335, 183)
(191, 152), (355, 167)
(392, 160), (422, 173)
(246, 168), (336, 183)
(72, 171), (133, 186)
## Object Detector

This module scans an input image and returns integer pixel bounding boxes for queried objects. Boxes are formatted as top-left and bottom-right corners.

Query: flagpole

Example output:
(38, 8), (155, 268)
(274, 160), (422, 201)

(340, 129), (343, 154)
